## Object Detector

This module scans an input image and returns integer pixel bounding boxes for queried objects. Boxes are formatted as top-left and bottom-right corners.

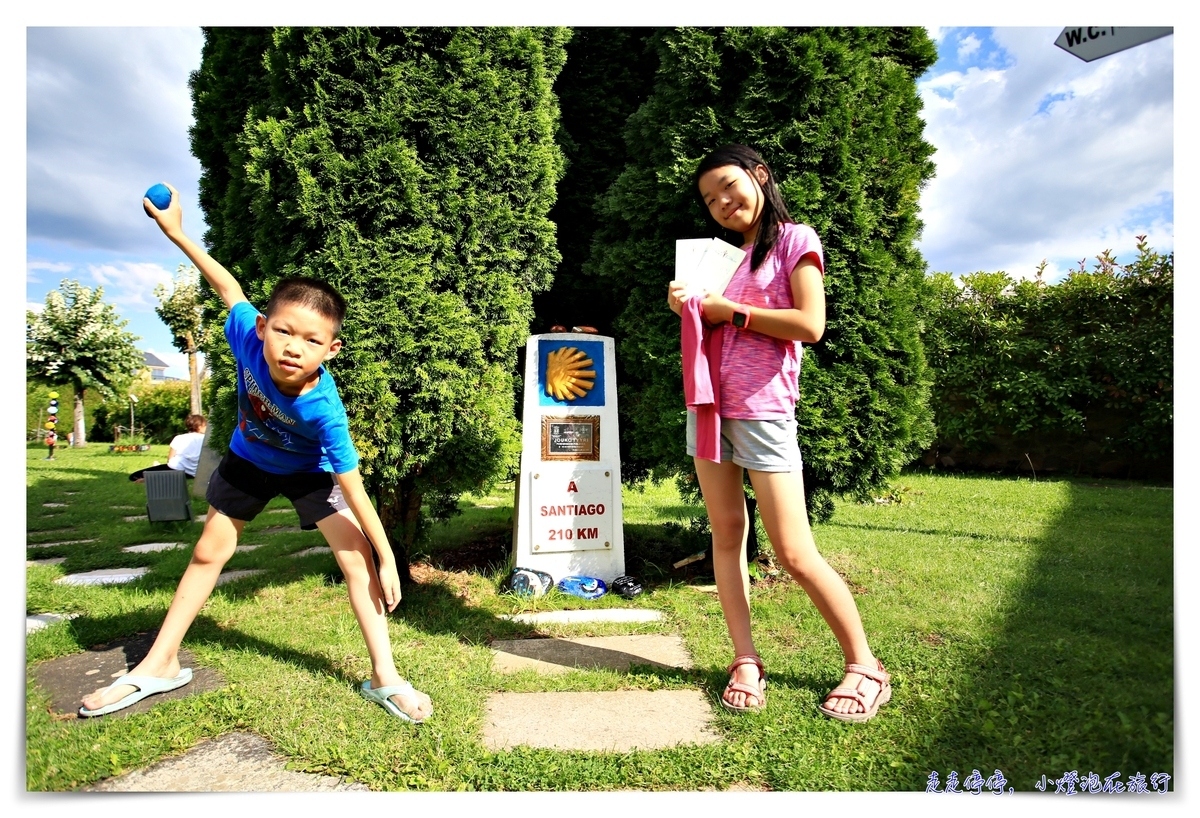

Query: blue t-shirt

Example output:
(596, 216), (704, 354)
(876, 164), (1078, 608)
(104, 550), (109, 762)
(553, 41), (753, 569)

(225, 300), (359, 475)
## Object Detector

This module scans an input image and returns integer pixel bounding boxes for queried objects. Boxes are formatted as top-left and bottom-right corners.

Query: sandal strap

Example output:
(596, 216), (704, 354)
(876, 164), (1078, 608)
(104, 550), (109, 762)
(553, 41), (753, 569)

(845, 661), (890, 684)
(727, 654), (765, 675)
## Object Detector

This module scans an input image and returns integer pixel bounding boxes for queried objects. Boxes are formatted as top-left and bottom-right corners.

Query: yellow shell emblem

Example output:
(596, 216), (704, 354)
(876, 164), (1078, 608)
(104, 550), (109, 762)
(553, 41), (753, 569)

(544, 347), (596, 401)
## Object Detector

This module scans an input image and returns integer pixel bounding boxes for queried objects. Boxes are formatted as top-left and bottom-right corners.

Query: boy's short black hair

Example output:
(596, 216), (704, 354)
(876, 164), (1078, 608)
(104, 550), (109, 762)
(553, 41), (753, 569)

(264, 277), (348, 337)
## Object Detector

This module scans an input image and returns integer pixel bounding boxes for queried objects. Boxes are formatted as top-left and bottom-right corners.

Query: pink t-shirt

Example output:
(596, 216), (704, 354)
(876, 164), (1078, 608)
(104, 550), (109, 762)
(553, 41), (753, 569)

(719, 221), (825, 419)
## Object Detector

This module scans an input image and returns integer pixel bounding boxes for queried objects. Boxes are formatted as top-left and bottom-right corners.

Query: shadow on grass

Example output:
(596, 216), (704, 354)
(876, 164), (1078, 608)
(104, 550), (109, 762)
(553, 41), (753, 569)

(905, 480), (1173, 791)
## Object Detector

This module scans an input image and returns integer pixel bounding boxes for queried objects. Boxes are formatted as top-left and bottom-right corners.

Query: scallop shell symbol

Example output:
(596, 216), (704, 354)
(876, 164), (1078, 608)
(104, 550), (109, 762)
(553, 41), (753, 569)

(544, 347), (596, 401)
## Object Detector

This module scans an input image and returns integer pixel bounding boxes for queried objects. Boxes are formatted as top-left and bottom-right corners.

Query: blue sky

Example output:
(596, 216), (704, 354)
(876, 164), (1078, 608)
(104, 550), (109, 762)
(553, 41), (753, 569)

(20, 24), (1175, 379)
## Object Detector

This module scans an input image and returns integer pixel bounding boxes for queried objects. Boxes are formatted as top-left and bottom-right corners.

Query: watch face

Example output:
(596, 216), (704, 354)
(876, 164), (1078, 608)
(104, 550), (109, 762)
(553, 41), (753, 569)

(732, 310), (747, 328)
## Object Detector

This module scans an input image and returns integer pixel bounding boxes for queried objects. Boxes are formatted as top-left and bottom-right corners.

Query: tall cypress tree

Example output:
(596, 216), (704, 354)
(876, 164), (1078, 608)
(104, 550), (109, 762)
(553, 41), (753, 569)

(189, 27), (567, 573)
(589, 27), (938, 519)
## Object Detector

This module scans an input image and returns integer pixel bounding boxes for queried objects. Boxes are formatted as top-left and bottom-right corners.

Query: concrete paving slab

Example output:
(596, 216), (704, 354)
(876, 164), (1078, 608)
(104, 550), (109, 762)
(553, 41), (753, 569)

(80, 731), (369, 792)
(288, 547), (327, 558)
(491, 634), (692, 675)
(235, 544), (263, 552)
(260, 525), (301, 534)
(27, 557), (66, 567)
(267, 508), (295, 514)
(123, 542), (188, 553)
(56, 567), (150, 586)
(500, 609), (663, 625)
(111, 505), (139, 510)
(195, 513), (208, 522)
(483, 690), (720, 752)
(216, 569), (266, 586)
(27, 538), (96, 548)
(31, 630), (224, 719)
(123, 515), (146, 522)
(43, 502), (69, 507)
(27, 612), (78, 634)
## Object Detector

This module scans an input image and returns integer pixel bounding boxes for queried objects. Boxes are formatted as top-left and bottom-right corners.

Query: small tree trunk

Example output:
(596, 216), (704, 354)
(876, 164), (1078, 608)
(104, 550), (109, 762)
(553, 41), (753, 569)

(72, 389), (87, 446)
(376, 478), (418, 589)
(186, 334), (202, 414)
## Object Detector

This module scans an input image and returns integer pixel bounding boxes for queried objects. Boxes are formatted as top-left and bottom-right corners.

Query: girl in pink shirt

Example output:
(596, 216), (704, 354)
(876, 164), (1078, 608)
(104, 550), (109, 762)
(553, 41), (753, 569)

(668, 144), (890, 722)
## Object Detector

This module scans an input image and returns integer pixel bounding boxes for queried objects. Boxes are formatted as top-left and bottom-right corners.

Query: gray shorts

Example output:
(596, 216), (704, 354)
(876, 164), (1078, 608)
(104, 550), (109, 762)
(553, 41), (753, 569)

(686, 412), (803, 472)
(205, 451), (348, 530)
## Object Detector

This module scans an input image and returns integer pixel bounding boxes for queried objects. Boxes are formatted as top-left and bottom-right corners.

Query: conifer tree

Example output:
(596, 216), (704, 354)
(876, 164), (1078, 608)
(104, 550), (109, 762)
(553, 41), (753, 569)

(588, 27), (938, 519)
(190, 27), (567, 573)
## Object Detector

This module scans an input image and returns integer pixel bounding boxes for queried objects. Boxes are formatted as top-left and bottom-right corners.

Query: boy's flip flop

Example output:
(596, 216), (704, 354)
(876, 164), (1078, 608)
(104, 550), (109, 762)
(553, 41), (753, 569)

(77, 668), (194, 718)
(359, 680), (431, 724)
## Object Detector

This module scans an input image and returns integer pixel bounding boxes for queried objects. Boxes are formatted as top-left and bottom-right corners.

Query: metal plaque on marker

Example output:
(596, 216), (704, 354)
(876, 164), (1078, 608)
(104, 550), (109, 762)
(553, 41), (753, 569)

(541, 416), (600, 461)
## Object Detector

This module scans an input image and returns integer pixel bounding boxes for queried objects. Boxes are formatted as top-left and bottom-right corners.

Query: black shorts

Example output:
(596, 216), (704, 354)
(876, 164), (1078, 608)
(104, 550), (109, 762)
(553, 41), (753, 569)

(205, 451), (347, 530)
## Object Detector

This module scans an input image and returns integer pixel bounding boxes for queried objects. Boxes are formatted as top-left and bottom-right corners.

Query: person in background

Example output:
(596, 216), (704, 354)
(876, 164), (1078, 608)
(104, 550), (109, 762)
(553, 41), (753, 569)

(129, 413), (207, 481)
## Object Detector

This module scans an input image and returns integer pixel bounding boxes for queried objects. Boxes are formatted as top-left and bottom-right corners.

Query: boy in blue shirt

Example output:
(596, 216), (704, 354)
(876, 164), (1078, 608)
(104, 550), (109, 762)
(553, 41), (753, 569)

(80, 183), (432, 723)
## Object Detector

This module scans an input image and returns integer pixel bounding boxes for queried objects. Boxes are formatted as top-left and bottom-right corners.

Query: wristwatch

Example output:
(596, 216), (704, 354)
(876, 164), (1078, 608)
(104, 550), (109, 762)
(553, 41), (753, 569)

(730, 304), (751, 330)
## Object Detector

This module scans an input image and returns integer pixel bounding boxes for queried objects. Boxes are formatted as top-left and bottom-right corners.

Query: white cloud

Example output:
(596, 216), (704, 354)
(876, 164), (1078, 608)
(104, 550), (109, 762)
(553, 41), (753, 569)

(916, 27), (1173, 278)
(86, 261), (174, 309)
(956, 33), (981, 62)
(26, 259), (74, 285)
(27, 302), (44, 314)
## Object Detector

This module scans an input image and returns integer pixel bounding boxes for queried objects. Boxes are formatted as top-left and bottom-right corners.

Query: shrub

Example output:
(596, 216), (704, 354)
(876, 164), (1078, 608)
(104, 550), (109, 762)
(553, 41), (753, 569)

(90, 380), (193, 444)
(586, 27), (938, 520)
(920, 237), (1173, 478)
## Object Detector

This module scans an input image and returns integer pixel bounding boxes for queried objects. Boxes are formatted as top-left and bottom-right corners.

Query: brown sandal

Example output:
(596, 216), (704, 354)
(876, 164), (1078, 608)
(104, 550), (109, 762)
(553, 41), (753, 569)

(721, 654), (766, 712)
(819, 659), (891, 722)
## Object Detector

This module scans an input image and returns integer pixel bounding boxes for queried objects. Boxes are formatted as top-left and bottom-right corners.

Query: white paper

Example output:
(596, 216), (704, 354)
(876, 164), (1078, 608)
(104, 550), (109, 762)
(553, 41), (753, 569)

(674, 238), (746, 299)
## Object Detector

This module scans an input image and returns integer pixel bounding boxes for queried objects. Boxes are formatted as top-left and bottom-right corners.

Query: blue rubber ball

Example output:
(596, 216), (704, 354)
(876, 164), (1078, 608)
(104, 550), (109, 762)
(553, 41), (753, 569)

(144, 183), (171, 215)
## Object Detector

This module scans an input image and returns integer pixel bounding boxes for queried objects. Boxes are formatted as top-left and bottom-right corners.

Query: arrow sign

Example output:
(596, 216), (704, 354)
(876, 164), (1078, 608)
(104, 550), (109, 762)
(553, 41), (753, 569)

(1055, 27), (1173, 62)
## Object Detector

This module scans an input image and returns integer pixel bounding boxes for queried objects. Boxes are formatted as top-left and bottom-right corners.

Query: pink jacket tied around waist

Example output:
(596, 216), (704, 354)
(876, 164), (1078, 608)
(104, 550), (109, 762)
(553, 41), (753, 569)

(681, 297), (723, 462)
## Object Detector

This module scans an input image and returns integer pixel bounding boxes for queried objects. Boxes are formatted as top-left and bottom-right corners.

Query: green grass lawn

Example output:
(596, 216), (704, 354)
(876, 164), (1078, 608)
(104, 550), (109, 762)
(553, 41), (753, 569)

(25, 443), (1173, 792)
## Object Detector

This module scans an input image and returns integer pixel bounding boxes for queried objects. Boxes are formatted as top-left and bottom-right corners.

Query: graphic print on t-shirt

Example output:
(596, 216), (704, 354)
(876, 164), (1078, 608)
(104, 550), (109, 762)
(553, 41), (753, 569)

(238, 367), (299, 450)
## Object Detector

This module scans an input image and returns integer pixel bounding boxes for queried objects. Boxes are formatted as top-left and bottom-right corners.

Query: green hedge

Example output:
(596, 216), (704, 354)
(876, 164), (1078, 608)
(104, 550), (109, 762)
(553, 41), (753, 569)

(89, 380), (194, 444)
(920, 238), (1173, 478)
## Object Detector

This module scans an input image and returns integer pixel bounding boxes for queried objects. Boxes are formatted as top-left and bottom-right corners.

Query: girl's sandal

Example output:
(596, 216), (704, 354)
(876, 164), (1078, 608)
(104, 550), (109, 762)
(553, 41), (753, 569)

(721, 654), (767, 713)
(819, 659), (891, 723)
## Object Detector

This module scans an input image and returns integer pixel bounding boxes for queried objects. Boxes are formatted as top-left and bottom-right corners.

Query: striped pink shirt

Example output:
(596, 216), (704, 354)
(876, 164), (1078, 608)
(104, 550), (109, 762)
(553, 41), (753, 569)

(719, 222), (825, 419)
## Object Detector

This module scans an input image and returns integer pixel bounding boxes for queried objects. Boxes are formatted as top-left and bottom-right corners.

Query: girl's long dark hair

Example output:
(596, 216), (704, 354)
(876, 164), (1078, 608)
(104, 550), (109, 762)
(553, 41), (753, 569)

(693, 144), (793, 272)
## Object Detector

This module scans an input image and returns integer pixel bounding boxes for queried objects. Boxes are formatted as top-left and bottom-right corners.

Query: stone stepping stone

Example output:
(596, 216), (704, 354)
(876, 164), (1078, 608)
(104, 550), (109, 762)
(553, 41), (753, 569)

(28, 539), (97, 548)
(27, 612), (78, 634)
(491, 634), (692, 675)
(111, 506), (139, 510)
(80, 731), (368, 791)
(123, 542), (188, 553)
(482, 690), (720, 752)
(195, 513), (208, 522)
(56, 568), (149, 586)
(235, 544), (263, 553)
(31, 630), (224, 719)
(123, 515), (147, 522)
(266, 508), (295, 514)
(27, 557), (66, 567)
(288, 547), (327, 558)
(43, 502), (69, 507)
(259, 525), (301, 534)
(216, 569), (265, 586)
(499, 609), (663, 625)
